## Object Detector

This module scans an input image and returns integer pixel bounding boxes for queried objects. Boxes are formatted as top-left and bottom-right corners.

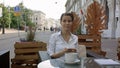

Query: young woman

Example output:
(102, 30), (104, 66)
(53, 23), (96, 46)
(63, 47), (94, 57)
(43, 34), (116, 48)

(47, 13), (79, 61)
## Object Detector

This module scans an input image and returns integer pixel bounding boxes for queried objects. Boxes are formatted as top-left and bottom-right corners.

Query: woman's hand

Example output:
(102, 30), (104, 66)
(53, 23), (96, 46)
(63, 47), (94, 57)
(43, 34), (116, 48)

(63, 48), (76, 53)
(51, 48), (77, 58)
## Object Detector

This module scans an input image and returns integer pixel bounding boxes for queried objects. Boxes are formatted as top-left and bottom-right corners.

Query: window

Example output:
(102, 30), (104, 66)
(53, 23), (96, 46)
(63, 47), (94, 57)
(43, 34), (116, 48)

(36, 17), (37, 20)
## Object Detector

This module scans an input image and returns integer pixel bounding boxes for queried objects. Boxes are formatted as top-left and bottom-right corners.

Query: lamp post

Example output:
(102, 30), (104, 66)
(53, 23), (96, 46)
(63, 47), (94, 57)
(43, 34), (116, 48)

(2, 0), (5, 34)
(0, 0), (3, 17)
(8, 6), (11, 29)
(0, 5), (2, 32)
(21, 0), (27, 32)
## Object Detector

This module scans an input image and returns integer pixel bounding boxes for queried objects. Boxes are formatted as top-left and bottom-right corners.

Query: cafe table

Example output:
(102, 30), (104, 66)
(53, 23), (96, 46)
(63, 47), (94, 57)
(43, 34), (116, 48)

(38, 51), (120, 68)
(38, 58), (120, 68)
(37, 57), (104, 68)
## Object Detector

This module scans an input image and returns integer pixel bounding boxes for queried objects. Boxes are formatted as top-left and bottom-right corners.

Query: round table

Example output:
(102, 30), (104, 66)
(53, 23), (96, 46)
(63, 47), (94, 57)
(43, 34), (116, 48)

(38, 59), (81, 68)
(37, 58), (101, 68)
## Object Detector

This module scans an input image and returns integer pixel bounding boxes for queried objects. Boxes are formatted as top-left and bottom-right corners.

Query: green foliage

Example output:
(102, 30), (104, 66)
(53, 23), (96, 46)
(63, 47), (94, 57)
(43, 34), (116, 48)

(0, 4), (10, 34)
(0, 5), (9, 25)
(26, 30), (35, 41)
(26, 26), (36, 41)
(27, 21), (35, 27)
(76, 25), (81, 35)
(0, 3), (33, 29)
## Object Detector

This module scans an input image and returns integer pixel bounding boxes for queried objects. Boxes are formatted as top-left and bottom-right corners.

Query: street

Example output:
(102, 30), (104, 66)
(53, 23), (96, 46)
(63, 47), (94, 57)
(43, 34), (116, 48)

(34, 30), (54, 44)
(0, 30), (118, 61)
(0, 30), (54, 59)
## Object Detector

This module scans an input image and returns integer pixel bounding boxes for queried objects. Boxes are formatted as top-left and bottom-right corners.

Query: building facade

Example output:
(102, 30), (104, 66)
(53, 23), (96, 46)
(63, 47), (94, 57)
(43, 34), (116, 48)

(29, 11), (46, 30)
(29, 10), (60, 31)
(65, 0), (120, 38)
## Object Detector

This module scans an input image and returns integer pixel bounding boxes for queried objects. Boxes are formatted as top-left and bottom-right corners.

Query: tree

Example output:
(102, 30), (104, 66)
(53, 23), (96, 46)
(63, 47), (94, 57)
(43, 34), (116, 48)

(9, 3), (33, 30)
(0, 2), (34, 33)
(0, 4), (9, 34)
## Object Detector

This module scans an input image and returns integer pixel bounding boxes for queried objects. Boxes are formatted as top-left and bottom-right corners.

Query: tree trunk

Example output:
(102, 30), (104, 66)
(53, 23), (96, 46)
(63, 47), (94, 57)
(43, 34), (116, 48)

(2, 23), (5, 34)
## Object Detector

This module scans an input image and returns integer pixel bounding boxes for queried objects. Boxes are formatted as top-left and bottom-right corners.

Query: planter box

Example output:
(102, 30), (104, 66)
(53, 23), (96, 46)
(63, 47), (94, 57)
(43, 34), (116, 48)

(78, 34), (101, 47)
(78, 34), (106, 56)
(11, 41), (47, 68)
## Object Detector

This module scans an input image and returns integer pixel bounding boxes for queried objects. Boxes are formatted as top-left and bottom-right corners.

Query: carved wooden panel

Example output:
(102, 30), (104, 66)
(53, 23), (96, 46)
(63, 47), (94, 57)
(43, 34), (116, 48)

(71, 12), (81, 33)
(85, 1), (107, 35)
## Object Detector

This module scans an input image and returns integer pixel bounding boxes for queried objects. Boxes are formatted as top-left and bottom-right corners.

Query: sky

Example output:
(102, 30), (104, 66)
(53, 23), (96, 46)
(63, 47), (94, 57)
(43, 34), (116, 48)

(0, 0), (67, 19)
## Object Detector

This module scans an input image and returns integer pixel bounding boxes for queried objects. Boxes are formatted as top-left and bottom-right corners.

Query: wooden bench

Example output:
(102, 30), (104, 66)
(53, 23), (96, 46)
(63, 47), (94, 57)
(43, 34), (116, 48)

(11, 42), (47, 68)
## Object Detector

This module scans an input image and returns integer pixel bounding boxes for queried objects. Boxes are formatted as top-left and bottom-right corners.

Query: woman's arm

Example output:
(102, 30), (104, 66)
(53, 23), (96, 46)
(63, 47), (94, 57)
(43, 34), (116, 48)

(50, 48), (67, 58)
(51, 48), (76, 59)
(47, 34), (66, 58)
(47, 34), (56, 57)
(47, 33), (67, 58)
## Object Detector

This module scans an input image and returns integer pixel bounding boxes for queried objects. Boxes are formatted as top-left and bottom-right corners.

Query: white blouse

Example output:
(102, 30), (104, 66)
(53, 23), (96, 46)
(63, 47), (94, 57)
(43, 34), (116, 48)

(47, 31), (78, 61)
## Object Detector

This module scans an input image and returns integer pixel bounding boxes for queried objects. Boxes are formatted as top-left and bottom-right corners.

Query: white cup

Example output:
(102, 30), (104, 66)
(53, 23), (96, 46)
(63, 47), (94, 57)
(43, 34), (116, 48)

(65, 53), (78, 63)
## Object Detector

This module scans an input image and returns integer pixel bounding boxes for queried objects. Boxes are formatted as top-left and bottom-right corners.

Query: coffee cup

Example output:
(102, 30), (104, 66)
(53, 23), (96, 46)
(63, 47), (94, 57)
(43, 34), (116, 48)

(65, 53), (78, 63)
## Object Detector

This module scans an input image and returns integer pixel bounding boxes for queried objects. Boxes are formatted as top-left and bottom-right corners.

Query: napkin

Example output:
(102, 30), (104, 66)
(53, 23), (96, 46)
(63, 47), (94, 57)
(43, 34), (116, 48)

(94, 59), (120, 66)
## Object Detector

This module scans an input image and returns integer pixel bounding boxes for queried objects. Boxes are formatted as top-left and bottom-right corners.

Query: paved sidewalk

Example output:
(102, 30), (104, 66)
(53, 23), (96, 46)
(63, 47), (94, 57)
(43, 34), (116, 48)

(0, 29), (24, 34)
(101, 38), (118, 60)
(0, 29), (25, 40)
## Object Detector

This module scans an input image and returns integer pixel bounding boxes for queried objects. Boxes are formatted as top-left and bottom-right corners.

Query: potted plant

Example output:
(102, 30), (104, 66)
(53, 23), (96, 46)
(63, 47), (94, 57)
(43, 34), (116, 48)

(26, 27), (35, 41)
(26, 21), (36, 42)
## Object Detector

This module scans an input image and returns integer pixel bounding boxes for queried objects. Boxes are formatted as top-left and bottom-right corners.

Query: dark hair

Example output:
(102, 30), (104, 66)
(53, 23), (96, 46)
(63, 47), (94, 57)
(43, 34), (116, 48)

(60, 13), (74, 22)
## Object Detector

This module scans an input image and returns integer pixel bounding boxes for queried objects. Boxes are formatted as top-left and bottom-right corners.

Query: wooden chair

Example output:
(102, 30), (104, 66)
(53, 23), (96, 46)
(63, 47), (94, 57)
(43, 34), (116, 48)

(78, 45), (87, 58)
(11, 41), (47, 68)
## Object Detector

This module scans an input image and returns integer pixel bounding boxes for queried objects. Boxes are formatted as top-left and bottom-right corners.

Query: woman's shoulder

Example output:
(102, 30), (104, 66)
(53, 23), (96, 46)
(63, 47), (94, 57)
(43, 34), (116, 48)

(71, 34), (78, 39)
(51, 32), (61, 37)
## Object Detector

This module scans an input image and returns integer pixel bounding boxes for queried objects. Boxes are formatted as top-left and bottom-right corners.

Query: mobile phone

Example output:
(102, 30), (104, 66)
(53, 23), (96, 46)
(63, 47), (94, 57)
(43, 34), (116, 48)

(68, 48), (76, 52)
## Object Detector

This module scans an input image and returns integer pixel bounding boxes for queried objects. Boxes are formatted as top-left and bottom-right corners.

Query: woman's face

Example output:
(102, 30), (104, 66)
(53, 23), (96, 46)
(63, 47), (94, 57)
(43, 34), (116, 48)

(61, 15), (73, 31)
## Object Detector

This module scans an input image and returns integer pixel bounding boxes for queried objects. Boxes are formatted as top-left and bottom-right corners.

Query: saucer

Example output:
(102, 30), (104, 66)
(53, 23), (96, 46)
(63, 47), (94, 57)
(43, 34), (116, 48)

(65, 59), (80, 64)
